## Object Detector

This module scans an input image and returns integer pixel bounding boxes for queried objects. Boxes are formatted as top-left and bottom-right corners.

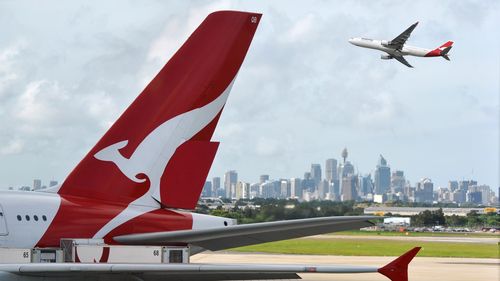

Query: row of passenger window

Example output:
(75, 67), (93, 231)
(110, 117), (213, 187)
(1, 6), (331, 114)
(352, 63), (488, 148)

(16, 215), (47, 222)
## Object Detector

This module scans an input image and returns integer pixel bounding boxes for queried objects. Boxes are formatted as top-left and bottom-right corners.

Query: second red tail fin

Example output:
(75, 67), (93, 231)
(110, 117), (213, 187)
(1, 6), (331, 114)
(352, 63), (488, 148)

(378, 247), (421, 281)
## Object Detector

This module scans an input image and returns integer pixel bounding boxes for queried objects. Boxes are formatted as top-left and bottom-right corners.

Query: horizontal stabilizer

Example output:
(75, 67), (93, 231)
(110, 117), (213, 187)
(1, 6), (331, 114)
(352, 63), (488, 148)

(378, 247), (421, 281)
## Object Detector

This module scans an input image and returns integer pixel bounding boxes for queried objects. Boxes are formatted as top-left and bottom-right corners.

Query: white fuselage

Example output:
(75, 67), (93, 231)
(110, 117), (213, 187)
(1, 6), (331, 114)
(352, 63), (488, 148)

(0, 190), (233, 249)
(348, 37), (431, 57)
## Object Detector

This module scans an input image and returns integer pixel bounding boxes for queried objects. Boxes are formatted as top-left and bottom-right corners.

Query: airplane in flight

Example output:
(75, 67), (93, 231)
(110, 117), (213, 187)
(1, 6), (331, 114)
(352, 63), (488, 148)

(0, 11), (420, 281)
(348, 22), (453, 67)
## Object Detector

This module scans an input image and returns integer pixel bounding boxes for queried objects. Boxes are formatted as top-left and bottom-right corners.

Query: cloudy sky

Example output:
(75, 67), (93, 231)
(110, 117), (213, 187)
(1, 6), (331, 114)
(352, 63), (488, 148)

(0, 0), (498, 190)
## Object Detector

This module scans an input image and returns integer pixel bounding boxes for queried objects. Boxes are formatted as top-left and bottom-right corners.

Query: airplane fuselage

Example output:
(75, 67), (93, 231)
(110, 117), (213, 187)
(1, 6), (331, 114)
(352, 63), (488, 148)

(0, 190), (232, 249)
(348, 38), (435, 57)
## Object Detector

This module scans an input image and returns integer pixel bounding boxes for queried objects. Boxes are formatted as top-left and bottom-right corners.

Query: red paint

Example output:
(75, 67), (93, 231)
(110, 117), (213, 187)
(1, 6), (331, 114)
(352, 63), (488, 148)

(59, 11), (261, 204)
(425, 40), (453, 57)
(160, 141), (220, 209)
(378, 247), (421, 281)
(103, 209), (193, 244)
(35, 11), (261, 247)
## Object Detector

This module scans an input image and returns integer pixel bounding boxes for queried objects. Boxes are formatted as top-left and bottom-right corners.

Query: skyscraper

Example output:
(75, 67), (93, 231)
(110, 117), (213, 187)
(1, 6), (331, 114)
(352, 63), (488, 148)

(202, 181), (212, 197)
(448, 181), (458, 192)
(325, 159), (338, 182)
(341, 175), (358, 201)
(391, 170), (405, 193)
(290, 178), (302, 199)
(33, 179), (42, 191)
(415, 178), (434, 203)
(235, 181), (250, 199)
(374, 155), (390, 195)
(224, 170), (237, 198)
(259, 175), (270, 183)
(310, 164), (322, 187)
(212, 177), (221, 197)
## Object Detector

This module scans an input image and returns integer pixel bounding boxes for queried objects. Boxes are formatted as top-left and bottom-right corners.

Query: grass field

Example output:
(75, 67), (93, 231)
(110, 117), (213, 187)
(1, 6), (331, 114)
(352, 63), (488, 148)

(331, 230), (499, 238)
(234, 238), (499, 259)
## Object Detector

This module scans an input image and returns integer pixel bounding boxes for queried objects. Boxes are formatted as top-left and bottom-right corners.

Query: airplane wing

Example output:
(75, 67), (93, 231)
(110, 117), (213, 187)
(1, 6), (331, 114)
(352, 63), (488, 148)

(0, 248), (421, 281)
(393, 55), (413, 68)
(114, 216), (377, 251)
(389, 22), (418, 49)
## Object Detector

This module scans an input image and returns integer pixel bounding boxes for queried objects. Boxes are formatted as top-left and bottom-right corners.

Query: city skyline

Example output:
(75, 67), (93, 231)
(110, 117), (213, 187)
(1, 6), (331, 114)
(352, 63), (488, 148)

(0, 1), (498, 190)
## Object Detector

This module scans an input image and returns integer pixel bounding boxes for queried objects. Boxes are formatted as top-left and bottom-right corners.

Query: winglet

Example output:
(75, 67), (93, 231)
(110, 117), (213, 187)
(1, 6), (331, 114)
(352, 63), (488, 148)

(377, 247), (421, 281)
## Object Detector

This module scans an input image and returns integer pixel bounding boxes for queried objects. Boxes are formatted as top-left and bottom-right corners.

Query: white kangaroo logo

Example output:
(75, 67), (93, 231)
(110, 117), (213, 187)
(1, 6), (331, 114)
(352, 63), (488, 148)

(92, 79), (234, 238)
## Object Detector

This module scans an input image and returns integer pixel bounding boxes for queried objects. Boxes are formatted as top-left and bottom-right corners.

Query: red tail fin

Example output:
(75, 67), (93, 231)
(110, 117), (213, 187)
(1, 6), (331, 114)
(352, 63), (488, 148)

(378, 247), (421, 281)
(439, 41), (453, 48)
(59, 11), (261, 208)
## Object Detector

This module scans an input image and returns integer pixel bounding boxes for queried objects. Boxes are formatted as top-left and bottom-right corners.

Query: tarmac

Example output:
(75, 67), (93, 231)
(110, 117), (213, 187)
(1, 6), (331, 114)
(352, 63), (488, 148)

(192, 252), (500, 281)
(314, 234), (500, 244)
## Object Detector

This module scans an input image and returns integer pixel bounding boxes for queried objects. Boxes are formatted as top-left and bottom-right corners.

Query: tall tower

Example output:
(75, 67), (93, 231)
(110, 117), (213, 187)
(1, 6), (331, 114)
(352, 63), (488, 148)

(341, 148), (348, 164)
(374, 155), (391, 195)
(212, 177), (221, 197)
(310, 164), (322, 187)
(325, 159), (338, 182)
(224, 170), (238, 199)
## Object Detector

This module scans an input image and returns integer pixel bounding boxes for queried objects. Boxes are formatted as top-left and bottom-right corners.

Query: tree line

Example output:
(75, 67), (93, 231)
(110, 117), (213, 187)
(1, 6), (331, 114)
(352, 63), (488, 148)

(197, 198), (499, 228)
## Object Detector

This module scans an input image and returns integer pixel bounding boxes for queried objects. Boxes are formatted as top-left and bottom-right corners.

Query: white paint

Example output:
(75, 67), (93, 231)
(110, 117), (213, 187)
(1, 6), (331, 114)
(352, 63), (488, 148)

(0, 191), (60, 248)
(190, 213), (237, 230)
(348, 38), (432, 57)
(93, 78), (236, 239)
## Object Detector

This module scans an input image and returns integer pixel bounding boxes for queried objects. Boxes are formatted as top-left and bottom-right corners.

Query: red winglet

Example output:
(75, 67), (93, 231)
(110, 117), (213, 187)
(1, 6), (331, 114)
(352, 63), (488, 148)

(378, 247), (421, 281)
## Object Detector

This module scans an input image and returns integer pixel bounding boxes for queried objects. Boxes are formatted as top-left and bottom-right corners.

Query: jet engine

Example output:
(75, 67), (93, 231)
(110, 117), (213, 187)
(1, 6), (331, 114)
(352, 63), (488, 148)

(380, 54), (393, 60)
(381, 40), (390, 47)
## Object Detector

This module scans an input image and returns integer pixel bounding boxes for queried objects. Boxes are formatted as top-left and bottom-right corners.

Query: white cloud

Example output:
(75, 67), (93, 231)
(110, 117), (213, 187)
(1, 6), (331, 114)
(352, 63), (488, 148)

(0, 139), (24, 155)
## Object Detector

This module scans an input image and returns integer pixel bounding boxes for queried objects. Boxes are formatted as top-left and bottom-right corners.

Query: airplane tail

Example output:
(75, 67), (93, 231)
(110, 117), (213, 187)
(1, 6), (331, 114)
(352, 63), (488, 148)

(58, 11), (261, 209)
(425, 41), (453, 60)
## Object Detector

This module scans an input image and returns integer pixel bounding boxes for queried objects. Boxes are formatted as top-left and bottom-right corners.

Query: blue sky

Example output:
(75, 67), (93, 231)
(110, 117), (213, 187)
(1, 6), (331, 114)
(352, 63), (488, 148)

(0, 0), (498, 189)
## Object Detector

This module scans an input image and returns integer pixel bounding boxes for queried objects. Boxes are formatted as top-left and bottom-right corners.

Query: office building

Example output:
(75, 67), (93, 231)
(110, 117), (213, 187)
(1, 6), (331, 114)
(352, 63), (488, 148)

(374, 155), (390, 195)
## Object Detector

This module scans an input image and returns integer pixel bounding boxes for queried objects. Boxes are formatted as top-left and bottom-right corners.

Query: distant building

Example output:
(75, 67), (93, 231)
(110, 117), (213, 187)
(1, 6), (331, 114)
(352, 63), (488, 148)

(448, 181), (459, 192)
(325, 159), (338, 182)
(212, 177), (221, 197)
(359, 174), (374, 197)
(235, 181), (250, 199)
(280, 180), (290, 198)
(341, 175), (358, 201)
(260, 181), (280, 198)
(415, 178), (433, 203)
(391, 170), (405, 193)
(259, 175), (270, 184)
(318, 179), (329, 199)
(33, 179), (42, 191)
(290, 178), (302, 199)
(249, 183), (260, 198)
(49, 180), (58, 187)
(202, 181), (212, 197)
(311, 164), (322, 188)
(374, 155), (390, 195)
(224, 170), (237, 198)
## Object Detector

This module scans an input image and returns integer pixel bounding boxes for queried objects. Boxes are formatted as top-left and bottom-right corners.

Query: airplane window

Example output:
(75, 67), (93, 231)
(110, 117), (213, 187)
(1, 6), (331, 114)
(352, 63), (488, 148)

(17, 215), (22, 221)
(34, 215), (39, 221)
(25, 215), (30, 221)
(42, 215), (47, 221)
(0, 212), (3, 216)
(224, 221), (228, 226)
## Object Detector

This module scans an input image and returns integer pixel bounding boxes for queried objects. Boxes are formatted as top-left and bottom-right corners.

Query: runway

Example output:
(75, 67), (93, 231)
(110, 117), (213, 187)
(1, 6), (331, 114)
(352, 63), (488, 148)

(317, 234), (500, 244)
(192, 252), (499, 281)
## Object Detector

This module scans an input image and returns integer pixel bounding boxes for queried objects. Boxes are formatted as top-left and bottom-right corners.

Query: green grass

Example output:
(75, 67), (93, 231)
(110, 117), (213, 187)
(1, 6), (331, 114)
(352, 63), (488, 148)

(331, 230), (499, 238)
(233, 238), (499, 259)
